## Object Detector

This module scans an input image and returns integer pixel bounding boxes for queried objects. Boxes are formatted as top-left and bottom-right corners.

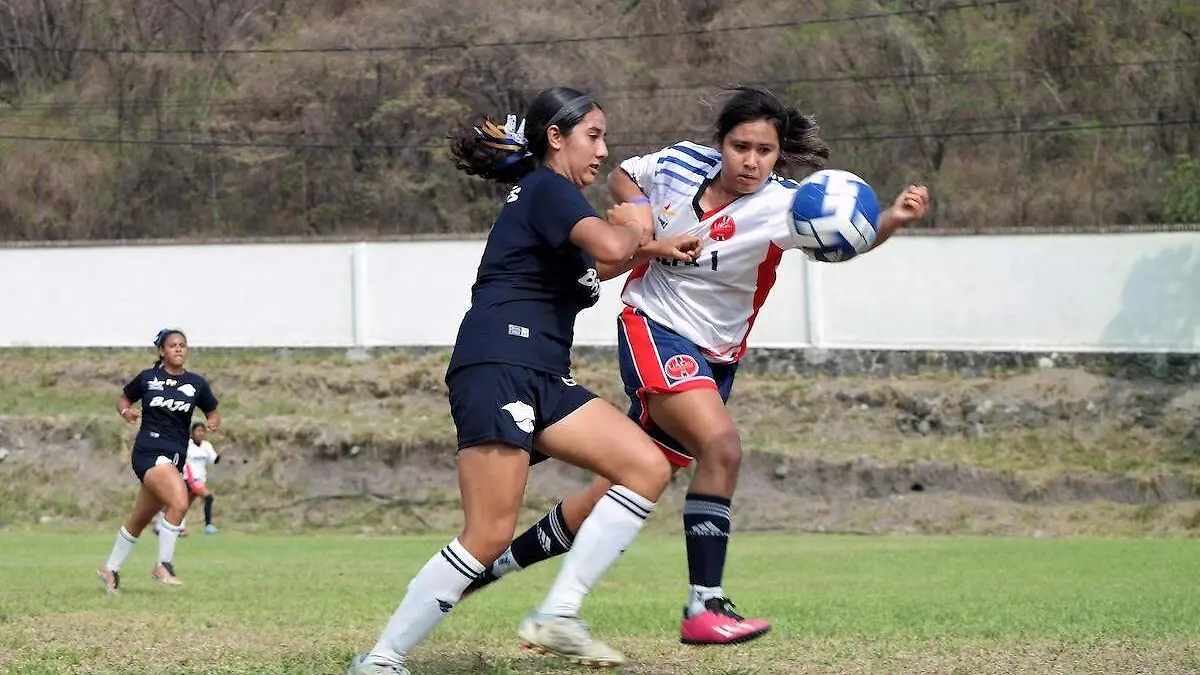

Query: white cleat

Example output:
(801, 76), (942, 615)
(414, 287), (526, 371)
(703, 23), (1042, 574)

(346, 654), (411, 675)
(518, 612), (625, 668)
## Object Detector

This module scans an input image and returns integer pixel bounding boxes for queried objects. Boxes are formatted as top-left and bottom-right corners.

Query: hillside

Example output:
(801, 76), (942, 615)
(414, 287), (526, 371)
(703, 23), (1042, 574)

(0, 0), (1197, 241)
(2, 348), (1199, 536)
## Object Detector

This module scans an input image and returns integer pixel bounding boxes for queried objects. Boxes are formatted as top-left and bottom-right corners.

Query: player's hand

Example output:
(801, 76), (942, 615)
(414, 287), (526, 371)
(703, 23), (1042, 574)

(890, 185), (930, 223)
(648, 234), (703, 262)
(120, 408), (140, 423)
(206, 415), (221, 432)
(607, 201), (654, 239)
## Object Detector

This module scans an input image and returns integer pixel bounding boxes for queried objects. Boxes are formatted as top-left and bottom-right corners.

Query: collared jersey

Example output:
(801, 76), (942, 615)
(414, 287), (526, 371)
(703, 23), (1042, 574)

(618, 141), (801, 363)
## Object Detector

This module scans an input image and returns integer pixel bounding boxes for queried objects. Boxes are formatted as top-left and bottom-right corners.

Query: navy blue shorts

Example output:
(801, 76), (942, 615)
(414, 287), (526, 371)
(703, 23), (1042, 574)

(447, 363), (599, 460)
(617, 306), (738, 467)
(131, 444), (185, 483)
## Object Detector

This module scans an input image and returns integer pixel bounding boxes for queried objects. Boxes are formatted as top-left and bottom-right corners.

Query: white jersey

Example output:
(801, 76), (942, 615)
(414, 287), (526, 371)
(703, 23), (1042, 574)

(618, 141), (801, 363)
(185, 440), (218, 482)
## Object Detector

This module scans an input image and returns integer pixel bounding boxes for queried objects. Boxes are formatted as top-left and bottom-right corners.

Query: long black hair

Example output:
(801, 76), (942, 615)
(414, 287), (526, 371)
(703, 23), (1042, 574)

(152, 328), (186, 369)
(714, 86), (830, 174)
(449, 87), (602, 183)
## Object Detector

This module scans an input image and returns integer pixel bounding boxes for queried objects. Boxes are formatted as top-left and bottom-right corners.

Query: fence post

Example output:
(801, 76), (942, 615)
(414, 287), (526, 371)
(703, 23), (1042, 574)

(803, 259), (825, 349)
(350, 242), (370, 347)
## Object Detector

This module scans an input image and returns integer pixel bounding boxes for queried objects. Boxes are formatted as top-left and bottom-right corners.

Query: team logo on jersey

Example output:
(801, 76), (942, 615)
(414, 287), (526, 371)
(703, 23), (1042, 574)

(709, 215), (736, 242)
(149, 396), (192, 412)
(147, 377), (165, 391)
(664, 354), (700, 380)
(177, 383), (197, 398)
(662, 201), (677, 217)
(501, 401), (536, 433)
(576, 268), (600, 298)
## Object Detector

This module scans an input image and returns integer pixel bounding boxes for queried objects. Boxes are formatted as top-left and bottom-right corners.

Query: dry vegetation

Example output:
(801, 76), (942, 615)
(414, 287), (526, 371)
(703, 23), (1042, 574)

(0, 0), (1197, 241)
(2, 348), (1200, 535)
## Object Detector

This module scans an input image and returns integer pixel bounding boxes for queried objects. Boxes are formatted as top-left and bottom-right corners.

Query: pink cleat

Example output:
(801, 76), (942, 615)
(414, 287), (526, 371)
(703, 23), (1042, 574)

(680, 597), (770, 645)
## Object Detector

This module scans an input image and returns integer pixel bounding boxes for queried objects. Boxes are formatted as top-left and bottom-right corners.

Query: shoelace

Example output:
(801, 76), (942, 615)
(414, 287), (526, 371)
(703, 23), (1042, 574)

(706, 597), (746, 621)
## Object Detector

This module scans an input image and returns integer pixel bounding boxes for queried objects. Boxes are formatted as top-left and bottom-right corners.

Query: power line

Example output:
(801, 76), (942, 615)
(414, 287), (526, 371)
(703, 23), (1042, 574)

(0, 103), (1171, 140)
(0, 118), (1190, 151)
(0, 0), (1019, 56)
(1, 57), (1191, 113)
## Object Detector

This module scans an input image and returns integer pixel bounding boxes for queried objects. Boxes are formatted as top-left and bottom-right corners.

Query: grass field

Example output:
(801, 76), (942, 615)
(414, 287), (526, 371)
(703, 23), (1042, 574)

(2, 532), (1199, 674)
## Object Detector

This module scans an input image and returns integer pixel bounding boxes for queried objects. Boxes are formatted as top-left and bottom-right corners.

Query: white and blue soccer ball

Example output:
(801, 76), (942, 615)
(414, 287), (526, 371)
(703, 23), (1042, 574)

(789, 169), (882, 263)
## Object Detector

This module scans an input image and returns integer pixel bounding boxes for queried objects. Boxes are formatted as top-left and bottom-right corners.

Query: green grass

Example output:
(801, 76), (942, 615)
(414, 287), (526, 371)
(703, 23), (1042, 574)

(1, 533), (1198, 674)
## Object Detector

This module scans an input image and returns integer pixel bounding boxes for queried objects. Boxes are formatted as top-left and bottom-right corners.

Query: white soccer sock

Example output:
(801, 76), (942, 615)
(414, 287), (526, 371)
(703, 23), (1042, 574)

(688, 584), (726, 617)
(537, 485), (654, 617)
(104, 527), (137, 572)
(367, 538), (485, 666)
(157, 518), (182, 564)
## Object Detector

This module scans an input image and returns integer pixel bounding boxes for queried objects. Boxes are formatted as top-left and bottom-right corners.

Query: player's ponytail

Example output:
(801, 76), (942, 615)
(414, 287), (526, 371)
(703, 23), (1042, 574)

(714, 85), (830, 176)
(449, 114), (538, 183)
(778, 108), (830, 172)
(449, 86), (601, 184)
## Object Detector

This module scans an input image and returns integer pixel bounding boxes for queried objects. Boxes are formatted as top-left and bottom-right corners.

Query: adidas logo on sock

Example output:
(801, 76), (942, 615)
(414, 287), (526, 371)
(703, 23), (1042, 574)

(686, 520), (727, 537)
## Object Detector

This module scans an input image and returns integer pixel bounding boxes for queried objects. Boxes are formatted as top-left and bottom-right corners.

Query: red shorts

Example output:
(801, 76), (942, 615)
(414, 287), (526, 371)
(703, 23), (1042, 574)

(616, 306), (739, 468)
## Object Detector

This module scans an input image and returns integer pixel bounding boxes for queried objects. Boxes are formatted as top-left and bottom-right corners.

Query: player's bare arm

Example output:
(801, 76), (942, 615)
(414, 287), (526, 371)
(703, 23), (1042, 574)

(870, 185), (930, 250)
(607, 169), (655, 231)
(596, 235), (704, 281)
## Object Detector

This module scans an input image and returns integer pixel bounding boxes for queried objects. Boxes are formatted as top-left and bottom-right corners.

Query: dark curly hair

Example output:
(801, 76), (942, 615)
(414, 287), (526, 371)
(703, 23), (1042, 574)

(449, 87), (602, 183)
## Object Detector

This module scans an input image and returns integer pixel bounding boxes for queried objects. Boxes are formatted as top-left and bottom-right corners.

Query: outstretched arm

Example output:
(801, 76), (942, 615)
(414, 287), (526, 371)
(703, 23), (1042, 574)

(869, 185), (930, 251)
(596, 235), (704, 281)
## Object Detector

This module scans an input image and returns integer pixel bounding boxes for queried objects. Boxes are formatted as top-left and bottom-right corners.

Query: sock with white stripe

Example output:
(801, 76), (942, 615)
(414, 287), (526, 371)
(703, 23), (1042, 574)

(683, 493), (732, 617)
(367, 538), (485, 667)
(537, 485), (655, 617)
(104, 526), (137, 572)
(493, 502), (575, 579)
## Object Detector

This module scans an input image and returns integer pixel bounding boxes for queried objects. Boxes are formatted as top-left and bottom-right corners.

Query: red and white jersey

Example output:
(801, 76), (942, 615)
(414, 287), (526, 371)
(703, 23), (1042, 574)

(618, 141), (801, 363)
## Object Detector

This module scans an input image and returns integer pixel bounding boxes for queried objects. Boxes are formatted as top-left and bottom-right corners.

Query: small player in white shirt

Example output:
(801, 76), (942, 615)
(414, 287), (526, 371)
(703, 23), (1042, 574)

(467, 86), (930, 645)
(183, 423), (221, 534)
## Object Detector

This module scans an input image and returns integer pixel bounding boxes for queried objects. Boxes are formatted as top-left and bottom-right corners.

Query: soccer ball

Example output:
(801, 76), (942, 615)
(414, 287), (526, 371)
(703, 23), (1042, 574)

(788, 169), (882, 263)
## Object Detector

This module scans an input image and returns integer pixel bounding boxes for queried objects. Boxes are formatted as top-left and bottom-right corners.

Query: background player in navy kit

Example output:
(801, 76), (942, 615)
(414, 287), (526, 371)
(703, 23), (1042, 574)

(97, 329), (220, 593)
(348, 87), (701, 675)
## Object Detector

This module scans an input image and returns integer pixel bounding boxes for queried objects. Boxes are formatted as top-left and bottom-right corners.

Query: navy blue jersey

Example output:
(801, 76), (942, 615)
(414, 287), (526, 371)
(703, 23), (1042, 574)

(123, 368), (218, 451)
(449, 166), (601, 377)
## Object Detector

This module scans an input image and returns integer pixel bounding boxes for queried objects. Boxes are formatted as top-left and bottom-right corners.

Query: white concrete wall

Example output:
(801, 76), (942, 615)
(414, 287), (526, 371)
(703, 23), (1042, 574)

(3, 231), (1197, 352)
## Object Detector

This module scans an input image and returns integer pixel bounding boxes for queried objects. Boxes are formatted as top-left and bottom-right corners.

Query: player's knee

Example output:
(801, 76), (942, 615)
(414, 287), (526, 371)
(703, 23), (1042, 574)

(163, 498), (189, 521)
(697, 428), (743, 474)
(619, 449), (672, 500)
